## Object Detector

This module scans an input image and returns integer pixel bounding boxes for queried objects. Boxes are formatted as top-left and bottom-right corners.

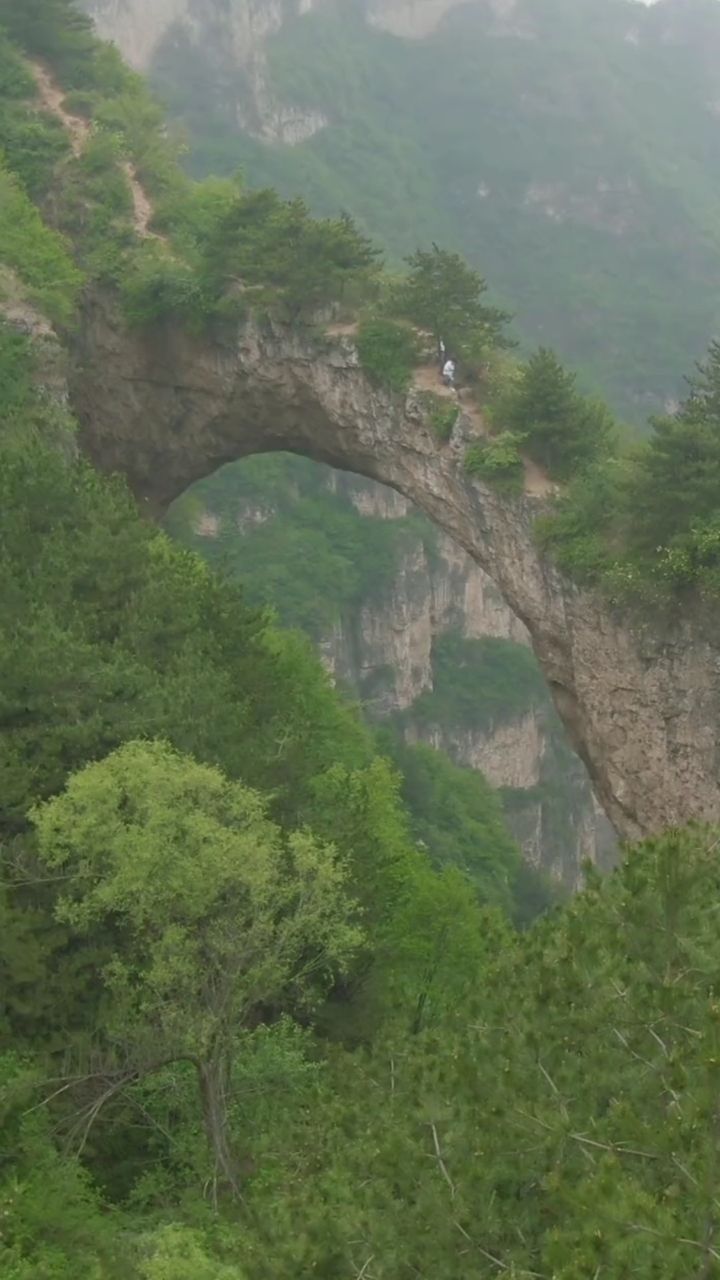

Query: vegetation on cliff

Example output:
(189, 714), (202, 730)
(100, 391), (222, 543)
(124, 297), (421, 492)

(5, 6), (720, 1274)
(537, 340), (720, 601)
(148, 0), (720, 424)
(0, 307), (547, 1272)
(10, 0), (720, 604)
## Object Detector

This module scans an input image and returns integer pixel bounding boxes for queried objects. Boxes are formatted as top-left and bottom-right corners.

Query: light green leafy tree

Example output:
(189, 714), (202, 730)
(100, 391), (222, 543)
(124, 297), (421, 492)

(31, 740), (363, 1195)
(136, 1226), (245, 1280)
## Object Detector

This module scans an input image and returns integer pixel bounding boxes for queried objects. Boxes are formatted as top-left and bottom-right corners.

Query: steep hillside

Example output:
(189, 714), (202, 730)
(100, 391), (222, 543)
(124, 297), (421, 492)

(86, 0), (720, 423)
(75, 0), (720, 874)
(168, 457), (617, 885)
(9, 8), (720, 1279)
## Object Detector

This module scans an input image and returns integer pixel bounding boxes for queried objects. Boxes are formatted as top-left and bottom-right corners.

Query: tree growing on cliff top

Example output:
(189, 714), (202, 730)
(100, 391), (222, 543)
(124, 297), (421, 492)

(500, 346), (615, 479)
(624, 338), (720, 558)
(202, 189), (382, 318)
(394, 245), (513, 367)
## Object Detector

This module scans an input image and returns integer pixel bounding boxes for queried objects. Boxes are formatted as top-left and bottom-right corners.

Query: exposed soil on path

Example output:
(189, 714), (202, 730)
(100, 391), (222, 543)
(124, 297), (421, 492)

(324, 320), (359, 337)
(30, 61), (89, 156)
(412, 363), (555, 499)
(323, 323), (557, 500)
(29, 61), (159, 239)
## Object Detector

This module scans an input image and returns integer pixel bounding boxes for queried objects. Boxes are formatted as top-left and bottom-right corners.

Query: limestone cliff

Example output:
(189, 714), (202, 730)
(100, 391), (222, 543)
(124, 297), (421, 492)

(319, 474), (526, 710)
(67, 298), (720, 848)
(316, 476), (615, 886)
(191, 467), (615, 885)
(80, 0), (519, 139)
(82, 0), (327, 142)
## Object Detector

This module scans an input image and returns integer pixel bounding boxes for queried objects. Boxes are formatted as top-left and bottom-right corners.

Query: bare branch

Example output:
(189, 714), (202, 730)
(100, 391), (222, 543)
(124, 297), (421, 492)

(430, 1122), (455, 1199)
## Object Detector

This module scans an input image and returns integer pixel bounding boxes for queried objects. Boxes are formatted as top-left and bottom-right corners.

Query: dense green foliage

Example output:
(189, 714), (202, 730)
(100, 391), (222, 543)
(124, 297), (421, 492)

(0, 264), (553, 1273)
(12, 0), (703, 599)
(0, 160), (82, 322)
(537, 340), (720, 599)
(497, 346), (615, 480)
(375, 730), (559, 925)
(0, 0), (384, 331)
(0, 30), (69, 197)
(464, 432), (525, 491)
(392, 245), (513, 372)
(149, 0), (720, 424)
(6, 9), (720, 1274)
(408, 633), (547, 734)
(356, 315), (419, 392)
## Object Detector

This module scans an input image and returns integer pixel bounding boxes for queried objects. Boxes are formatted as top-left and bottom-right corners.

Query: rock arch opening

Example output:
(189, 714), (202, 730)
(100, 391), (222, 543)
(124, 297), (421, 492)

(169, 449), (618, 885)
(68, 300), (720, 843)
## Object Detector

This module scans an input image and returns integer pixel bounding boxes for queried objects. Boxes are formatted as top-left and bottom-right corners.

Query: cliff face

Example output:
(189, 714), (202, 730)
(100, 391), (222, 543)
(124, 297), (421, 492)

(319, 475), (526, 710)
(68, 297), (720, 847)
(193, 468), (615, 885)
(82, 0), (327, 142)
(324, 477), (616, 888)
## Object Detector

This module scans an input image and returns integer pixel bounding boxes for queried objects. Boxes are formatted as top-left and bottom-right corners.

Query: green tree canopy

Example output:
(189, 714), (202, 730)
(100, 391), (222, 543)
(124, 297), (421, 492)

(31, 739), (363, 1193)
(201, 189), (382, 317)
(625, 339), (720, 559)
(501, 346), (615, 479)
(394, 244), (513, 365)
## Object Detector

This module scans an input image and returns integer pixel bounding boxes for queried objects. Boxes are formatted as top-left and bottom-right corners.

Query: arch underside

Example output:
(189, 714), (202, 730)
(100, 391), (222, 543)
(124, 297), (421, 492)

(68, 297), (720, 844)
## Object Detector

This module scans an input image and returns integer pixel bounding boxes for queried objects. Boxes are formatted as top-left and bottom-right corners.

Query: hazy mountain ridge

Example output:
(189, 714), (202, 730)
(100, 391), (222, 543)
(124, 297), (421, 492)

(78, 0), (720, 422)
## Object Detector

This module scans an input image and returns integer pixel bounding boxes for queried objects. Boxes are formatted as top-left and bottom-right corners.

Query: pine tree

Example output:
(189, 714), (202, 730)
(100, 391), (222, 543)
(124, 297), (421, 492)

(503, 347), (614, 478)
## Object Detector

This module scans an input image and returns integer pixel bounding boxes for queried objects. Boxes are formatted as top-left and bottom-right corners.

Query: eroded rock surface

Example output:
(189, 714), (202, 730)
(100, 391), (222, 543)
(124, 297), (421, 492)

(68, 298), (720, 842)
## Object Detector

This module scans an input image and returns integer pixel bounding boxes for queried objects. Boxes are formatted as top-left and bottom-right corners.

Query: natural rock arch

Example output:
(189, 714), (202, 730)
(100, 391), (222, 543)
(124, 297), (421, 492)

(68, 294), (720, 844)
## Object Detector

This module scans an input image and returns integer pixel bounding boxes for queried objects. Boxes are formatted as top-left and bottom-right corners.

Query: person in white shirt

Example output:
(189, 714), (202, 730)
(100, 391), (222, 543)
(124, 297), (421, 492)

(442, 357), (456, 389)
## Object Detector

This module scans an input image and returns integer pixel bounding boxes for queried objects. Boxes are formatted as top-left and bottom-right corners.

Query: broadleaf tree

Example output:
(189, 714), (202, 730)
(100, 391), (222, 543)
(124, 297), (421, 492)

(31, 739), (363, 1195)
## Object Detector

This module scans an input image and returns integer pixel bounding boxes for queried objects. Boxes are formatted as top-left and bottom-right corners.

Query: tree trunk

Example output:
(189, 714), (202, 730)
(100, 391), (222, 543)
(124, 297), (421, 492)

(197, 1057), (240, 1199)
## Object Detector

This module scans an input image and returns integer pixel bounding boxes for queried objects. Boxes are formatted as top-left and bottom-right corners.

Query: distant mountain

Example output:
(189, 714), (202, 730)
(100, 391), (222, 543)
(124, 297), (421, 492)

(83, 0), (720, 422)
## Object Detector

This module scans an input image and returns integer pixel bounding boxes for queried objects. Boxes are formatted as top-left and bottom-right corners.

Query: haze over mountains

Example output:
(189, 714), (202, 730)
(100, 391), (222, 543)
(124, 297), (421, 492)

(82, 0), (720, 423)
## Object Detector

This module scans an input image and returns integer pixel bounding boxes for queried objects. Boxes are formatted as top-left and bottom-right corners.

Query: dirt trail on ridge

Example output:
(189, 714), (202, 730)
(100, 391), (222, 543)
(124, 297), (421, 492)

(412, 363), (556, 499)
(324, 321), (359, 338)
(323, 323), (557, 500)
(29, 61), (158, 239)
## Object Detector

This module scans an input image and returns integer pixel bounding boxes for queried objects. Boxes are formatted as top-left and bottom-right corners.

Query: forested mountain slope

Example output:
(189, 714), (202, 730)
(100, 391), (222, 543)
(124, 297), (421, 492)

(88, 0), (720, 423)
(6, 3), (720, 1275)
(168, 455), (618, 885)
(79, 0), (720, 872)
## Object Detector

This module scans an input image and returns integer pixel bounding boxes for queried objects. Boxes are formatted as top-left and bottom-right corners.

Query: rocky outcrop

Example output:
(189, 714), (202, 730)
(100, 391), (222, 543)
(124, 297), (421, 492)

(81, 0), (528, 139)
(82, 0), (326, 142)
(415, 715), (544, 790)
(194, 466), (613, 882)
(68, 298), (720, 845)
(318, 475), (526, 712)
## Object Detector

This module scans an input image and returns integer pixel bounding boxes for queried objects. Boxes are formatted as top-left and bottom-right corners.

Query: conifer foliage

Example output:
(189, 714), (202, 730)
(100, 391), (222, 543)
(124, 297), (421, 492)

(3, 5), (720, 1276)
